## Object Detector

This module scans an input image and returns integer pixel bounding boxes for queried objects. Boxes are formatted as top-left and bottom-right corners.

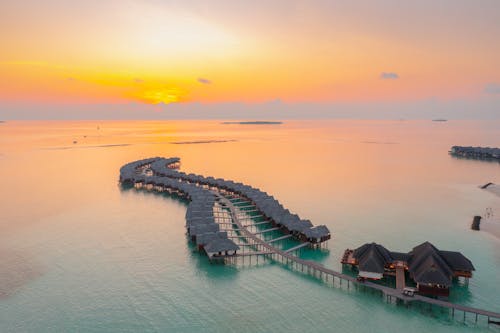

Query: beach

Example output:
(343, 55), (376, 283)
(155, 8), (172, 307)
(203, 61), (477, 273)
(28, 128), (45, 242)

(481, 184), (500, 239)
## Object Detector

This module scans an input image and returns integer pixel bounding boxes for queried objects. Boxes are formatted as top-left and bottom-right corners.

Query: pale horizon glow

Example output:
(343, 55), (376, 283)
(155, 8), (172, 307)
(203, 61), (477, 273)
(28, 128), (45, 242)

(1, 0), (500, 119)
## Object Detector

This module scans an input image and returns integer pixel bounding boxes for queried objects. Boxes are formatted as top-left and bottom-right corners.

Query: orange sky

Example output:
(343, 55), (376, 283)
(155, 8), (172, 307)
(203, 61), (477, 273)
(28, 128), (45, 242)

(1, 0), (500, 107)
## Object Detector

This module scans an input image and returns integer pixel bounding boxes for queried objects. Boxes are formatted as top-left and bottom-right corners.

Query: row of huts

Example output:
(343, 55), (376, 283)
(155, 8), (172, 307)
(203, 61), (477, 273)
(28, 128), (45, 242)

(342, 242), (475, 296)
(449, 146), (500, 160)
(120, 158), (240, 259)
(148, 157), (331, 245)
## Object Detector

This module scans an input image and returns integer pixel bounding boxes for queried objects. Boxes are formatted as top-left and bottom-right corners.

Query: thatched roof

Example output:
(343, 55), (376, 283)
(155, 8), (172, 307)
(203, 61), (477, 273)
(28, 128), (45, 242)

(353, 243), (393, 274)
(440, 251), (475, 272)
(410, 254), (452, 286)
(303, 225), (330, 239)
(408, 242), (454, 286)
(204, 238), (240, 253)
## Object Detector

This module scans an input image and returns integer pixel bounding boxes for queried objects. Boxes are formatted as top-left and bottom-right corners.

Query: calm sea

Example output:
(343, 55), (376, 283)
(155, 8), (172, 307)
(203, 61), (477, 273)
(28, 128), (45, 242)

(0, 120), (499, 332)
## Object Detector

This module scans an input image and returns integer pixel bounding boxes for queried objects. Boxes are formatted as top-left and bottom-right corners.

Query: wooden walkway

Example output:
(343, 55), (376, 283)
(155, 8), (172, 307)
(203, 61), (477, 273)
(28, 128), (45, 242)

(284, 242), (310, 253)
(215, 193), (500, 325)
(122, 158), (500, 326)
(268, 234), (293, 243)
(395, 267), (405, 290)
(253, 227), (280, 234)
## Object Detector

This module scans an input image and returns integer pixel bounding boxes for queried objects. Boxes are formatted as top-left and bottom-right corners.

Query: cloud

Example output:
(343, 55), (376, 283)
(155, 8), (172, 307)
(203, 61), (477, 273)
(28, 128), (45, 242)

(197, 77), (212, 85)
(133, 78), (144, 83)
(66, 77), (76, 82)
(484, 83), (500, 94)
(380, 72), (399, 80)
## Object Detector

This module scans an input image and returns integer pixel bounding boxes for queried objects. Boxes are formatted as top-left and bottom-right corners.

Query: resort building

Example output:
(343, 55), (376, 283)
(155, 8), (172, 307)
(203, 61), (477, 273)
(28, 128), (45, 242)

(449, 146), (500, 160)
(342, 241), (475, 296)
(120, 157), (331, 263)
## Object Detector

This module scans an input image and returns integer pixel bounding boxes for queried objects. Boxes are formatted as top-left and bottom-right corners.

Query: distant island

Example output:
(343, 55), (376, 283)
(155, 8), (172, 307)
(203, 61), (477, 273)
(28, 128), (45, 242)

(432, 119), (448, 122)
(222, 121), (283, 125)
(171, 139), (237, 145)
(449, 146), (500, 160)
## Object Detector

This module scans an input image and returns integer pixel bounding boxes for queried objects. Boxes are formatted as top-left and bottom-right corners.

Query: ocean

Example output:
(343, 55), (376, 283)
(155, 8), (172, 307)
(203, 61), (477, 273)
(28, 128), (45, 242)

(0, 119), (499, 332)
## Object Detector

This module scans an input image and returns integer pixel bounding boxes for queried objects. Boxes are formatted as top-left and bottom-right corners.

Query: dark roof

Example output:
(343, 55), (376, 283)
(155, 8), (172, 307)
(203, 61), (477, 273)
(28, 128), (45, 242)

(348, 240), (475, 286)
(410, 254), (452, 286)
(390, 251), (411, 262)
(353, 243), (392, 274)
(303, 225), (330, 239)
(196, 231), (228, 246)
(440, 251), (475, 271)
(354, 243), (392, 262)
(359, 252), (386, 273)
(204, 239), (240, 253)
(408, 242), (453, 286)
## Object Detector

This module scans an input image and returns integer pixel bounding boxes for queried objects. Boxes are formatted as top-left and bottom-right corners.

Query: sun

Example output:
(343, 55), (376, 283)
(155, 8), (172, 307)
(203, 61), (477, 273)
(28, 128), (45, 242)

(136, 88), (185, 104)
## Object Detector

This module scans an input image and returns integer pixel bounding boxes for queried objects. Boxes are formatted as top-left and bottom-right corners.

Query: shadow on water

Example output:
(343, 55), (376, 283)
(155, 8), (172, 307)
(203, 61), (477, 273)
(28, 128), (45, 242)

(450, 155), (500, 165)
(119, 184), (239, 280)
(341, 263), (359, 278)
(448, 279), (473, 304)
(0, 248), (43, 299)
(298, 247), (330, 262)
(186, 240), (240, 280)
(119, 184), (190, 206)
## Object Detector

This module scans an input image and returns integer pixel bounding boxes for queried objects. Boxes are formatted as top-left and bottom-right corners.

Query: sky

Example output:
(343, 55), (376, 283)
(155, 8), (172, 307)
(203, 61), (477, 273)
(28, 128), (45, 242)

(1, 0), (500, 119)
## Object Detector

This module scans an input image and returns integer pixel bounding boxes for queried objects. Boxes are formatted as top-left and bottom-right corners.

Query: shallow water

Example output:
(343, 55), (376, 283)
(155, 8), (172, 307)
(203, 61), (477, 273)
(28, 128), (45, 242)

(0, 119), (499, 332)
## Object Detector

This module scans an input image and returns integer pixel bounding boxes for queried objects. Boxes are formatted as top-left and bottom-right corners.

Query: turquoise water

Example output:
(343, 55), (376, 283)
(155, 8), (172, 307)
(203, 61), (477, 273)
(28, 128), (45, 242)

(0, 120), (499, 332)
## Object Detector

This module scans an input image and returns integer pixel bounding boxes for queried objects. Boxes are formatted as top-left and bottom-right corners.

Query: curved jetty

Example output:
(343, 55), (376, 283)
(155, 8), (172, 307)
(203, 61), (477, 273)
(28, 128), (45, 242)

(450, 146), (500, 160)
(120, 157), (330, 260)
(119, 157), (500, 326)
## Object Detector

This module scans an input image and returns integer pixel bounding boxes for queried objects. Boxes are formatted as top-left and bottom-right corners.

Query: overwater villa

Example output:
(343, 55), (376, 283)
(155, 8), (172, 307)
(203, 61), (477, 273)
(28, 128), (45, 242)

(342, 241), (475, 297)
(449, 146), (500, 160)
(203, 238), (240, 258)
(120, 157), (331, 262)
(120, 158), (500, 324)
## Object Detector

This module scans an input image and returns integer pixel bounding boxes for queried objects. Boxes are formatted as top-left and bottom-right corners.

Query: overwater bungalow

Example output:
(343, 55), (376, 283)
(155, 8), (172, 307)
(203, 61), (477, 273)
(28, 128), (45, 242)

(343, 241), (475, 296)
(121, 156), (332, 264)
(204, 238), (240, 259)
(196, 231), (228, 250)
(450, 146), (500, 160)
(302, 225), (331, 244)
(408, 242), (475, 296)
(354, 243), (391, 279)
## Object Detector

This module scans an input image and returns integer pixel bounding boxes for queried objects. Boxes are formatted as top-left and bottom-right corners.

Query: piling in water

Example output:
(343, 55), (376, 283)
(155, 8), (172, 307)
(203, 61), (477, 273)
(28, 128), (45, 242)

(471, 216), (481, 231)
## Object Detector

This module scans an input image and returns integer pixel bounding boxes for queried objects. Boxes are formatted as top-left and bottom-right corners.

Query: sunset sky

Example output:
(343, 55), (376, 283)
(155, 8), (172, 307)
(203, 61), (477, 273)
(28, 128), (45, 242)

(1, 0), (500, 119)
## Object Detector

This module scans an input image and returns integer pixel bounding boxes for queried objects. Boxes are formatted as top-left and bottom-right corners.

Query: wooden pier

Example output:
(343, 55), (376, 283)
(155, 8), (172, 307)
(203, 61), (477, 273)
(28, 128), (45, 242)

(120, 157), (500, 326)
(216, 193), (500, 325)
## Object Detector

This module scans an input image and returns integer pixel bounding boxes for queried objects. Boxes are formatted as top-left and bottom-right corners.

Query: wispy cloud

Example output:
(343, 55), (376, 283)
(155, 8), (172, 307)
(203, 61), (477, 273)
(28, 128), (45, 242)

(380, 72), (399, 80)
(197, 77), (212, 85)
(484, 83), (500, 94)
